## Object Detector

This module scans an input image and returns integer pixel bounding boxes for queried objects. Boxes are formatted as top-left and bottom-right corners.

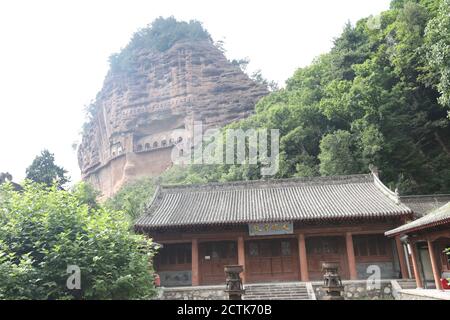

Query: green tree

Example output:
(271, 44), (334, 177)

(422, 0), (450, 110)
(109, 17), (211, 73)
(250, 70), (279, 92)
(319, 130), (361, 176)
(71, 181), (101, 210)
(0, 182), (156, 300)
(330, 21), (371, 80)
(352, 121), (385, 168)
(230, 58), (249, 72)
(25, 150), (70, 188)
(127, 0), (450, 196)
(106, 178), (156, 222)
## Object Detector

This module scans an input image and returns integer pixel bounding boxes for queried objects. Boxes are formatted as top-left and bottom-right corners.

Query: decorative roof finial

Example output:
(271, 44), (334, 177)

(369, 164), (379, 177)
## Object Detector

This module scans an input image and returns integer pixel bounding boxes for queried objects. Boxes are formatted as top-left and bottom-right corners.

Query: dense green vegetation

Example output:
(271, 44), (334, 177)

(150, 0), (450, 195)
(109, 16), (212, 73)
(106, 177), (156, 222)
(25, 150), (70, 188)
(0, 182), (157, 299)
(5, 2), (447, 299)
(105, 0), (450, 225)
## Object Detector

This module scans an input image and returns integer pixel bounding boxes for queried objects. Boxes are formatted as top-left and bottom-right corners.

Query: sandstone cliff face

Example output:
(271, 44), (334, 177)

(78, 39), (268, 197)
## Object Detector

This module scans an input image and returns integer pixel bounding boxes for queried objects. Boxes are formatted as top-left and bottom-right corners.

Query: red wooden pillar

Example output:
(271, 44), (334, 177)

(427, 240), (442, 290)
(395, 236), (409, 279)
(191, 239), (199, 286)
(410, 242), (423, 288)
(237, 236), (246, 283)
(298, 233), (309, 282)
(346, 232), (358, 280)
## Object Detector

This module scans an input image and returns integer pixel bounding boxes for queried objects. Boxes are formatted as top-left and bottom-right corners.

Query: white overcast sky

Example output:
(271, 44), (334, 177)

(0, 0), (391, 183)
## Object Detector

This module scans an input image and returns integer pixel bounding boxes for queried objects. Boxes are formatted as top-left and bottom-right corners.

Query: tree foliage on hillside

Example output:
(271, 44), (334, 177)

(109, 0), (450, 216)
(105, 178), (156, 222)
(157, 0), (450, 195)
(109, 16), (211, 73)
(0, 182), (157, 300)
(422, 0), (450, 109)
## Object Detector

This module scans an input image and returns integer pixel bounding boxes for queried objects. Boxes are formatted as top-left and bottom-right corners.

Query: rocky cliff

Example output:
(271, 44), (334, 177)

(78, 20), (268, 197)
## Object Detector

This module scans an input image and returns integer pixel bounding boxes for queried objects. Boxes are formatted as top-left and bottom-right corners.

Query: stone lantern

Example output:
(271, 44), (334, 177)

(224, 265), (245, 300)
(322, 262), (344, 300)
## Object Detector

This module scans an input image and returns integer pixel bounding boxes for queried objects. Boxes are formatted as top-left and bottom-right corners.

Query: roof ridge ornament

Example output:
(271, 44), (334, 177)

(141, 184), (162, 217)
(370, 165), (400, 204)
(369, 164), (379, 178)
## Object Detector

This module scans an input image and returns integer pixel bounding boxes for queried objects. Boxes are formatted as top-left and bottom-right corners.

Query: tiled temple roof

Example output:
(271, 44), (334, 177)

(135, 173), (412, 231)
(385, 202), (450, 236)
(399, 194), (450, 217)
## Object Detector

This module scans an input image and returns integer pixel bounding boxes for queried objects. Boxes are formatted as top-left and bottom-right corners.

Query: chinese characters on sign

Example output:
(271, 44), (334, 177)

(248, 222), (294, 236)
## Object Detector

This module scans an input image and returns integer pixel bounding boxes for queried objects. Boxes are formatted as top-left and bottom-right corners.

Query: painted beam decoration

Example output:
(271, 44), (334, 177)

(249, 222), (294, 236)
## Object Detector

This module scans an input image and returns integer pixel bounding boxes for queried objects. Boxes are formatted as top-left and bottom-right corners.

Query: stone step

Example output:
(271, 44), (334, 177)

(248, 290), (305, 292)
(397, 280), (417, 289)
(245, 286), (306, 290)
(245, 296), (310, 300)
(246, 286), (306, 290)
(243, 282), (310, 300)
(245, 291), (309, 296)
(245, 290), (308, 295)
(245, 293), (308, 297)
(245, 283), (306, 287)
(245, 297), (310, 300)
(248, 289), (307, 292)
(247, 288), (306, 290)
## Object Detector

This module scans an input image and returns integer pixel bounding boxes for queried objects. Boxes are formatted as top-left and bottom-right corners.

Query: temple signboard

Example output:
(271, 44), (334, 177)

(248, 222), (294, 236)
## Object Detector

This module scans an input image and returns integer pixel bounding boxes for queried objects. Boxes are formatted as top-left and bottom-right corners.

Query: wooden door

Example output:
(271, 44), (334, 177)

(306, 236), (349, 280)
(245, 238), (299, 283)
(199, 241), (238, 285)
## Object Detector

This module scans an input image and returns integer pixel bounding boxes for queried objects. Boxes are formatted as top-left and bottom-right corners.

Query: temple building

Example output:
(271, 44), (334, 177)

(386, 202), (450, 290)
(135, 171), (416, 287)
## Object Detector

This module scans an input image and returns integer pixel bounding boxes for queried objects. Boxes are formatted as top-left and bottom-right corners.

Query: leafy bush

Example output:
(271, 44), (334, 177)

(0, 182), (157, 300)
(71, 181), (101, 210)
